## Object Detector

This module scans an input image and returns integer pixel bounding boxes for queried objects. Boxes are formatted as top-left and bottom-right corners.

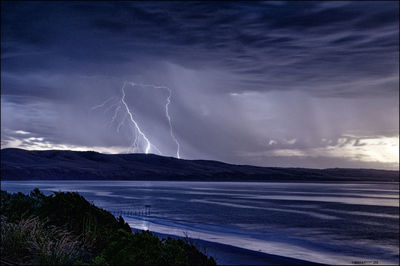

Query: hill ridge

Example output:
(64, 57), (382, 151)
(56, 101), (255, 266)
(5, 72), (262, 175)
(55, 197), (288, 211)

(1, 148), (398, 182)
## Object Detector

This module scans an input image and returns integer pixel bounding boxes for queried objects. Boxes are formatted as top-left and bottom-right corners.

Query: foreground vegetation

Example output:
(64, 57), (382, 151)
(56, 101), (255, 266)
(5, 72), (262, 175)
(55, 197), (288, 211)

(0, 189), (216, 265)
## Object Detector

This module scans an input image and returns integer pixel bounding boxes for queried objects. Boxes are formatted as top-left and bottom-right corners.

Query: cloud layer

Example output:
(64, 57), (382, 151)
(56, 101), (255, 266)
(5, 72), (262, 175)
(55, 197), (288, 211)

(1, 1), (399, 169)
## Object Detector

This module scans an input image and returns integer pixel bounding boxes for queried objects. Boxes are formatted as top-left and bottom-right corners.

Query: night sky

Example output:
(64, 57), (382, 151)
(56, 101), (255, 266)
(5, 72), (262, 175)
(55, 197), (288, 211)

(1, 1), (399, 169)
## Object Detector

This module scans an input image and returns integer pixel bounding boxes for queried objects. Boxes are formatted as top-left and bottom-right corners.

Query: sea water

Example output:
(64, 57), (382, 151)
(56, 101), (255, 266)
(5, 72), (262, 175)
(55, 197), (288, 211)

(2, 181), (399, 265)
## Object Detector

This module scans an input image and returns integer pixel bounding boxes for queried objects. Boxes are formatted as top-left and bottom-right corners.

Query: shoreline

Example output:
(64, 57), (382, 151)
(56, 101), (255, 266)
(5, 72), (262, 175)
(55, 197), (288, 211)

(145, 230), (325, 266)
(3, 182), (398, 265)
(2, 179), (399, 184)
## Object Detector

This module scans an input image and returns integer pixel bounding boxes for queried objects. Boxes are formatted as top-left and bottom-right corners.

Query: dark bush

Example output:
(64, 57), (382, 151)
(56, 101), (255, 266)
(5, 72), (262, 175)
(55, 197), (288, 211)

(0, 189), (216, 265)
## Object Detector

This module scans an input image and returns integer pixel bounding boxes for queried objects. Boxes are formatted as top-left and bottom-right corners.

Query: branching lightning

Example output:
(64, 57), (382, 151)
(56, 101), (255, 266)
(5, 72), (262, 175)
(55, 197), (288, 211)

(121, 82), (159, 154)
(161, 86), (180, 158)
(90, 96), (116, 111)
(117, 113), (127, 133)
(91, 81), (181, 158)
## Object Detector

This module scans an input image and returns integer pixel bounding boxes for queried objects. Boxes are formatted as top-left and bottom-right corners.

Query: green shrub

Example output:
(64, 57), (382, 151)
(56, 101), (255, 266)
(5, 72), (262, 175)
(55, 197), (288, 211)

(90, 255), (109, 266)
(0, 189), (216, 265)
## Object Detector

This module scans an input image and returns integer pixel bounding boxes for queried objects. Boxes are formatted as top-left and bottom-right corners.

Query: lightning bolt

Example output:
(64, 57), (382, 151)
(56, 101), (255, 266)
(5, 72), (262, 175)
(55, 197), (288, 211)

(164, 87), (181, 158)
(103, 100), (121, 115)
(90, 96), (116, 111)
(117, 113), (127, 133)
(106, 105), (121, 128)
(126, 82), (181, 158)
(121, 82), (160, 155)
(91, 81), (181, 158)
(111, 105), (121, 124)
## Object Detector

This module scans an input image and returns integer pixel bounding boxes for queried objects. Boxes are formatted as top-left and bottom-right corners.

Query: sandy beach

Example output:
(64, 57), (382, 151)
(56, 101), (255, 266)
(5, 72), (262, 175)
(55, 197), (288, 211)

(151, 231), (324, 265)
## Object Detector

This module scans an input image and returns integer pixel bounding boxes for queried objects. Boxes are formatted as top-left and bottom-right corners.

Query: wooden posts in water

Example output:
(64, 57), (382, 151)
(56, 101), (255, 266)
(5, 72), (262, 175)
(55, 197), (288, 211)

(145, 204), (151, 216)
(108, 205), (151, 217)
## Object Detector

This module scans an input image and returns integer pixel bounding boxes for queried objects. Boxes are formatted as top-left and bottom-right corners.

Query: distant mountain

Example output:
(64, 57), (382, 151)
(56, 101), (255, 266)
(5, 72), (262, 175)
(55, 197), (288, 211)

(1, 148), (398, 182)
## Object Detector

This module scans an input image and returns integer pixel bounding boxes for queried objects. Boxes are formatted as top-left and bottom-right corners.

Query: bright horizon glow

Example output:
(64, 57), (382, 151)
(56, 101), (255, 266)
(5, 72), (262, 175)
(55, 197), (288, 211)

(2, 133), (398, 170)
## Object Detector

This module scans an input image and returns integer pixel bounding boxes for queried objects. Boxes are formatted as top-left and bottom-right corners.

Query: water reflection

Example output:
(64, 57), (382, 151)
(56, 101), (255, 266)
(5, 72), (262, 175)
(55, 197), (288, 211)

(2, 181), (399, 265)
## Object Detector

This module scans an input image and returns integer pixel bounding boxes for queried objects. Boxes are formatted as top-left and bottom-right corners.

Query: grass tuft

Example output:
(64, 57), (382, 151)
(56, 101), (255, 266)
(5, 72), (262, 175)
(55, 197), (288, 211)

(1, 215), (83, 265)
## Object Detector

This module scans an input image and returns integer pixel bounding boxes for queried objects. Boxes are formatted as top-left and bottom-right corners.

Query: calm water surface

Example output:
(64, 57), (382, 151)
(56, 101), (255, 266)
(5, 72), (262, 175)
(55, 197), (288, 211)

(2, 181), (399, 265)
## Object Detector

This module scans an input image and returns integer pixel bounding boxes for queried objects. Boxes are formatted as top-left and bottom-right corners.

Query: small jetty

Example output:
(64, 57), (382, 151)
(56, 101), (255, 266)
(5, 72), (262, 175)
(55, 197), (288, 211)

(107, 205), (151, 217)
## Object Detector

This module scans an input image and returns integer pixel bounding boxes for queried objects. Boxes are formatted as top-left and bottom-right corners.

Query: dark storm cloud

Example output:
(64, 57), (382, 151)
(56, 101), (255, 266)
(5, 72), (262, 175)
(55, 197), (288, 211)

(2, 1), (398, 95)
(1, 1), (399, 169)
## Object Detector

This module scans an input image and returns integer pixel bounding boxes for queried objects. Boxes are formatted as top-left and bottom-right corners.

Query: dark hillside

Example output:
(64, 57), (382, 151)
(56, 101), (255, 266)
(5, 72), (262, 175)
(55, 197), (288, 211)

(1, 148), (398, 182)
